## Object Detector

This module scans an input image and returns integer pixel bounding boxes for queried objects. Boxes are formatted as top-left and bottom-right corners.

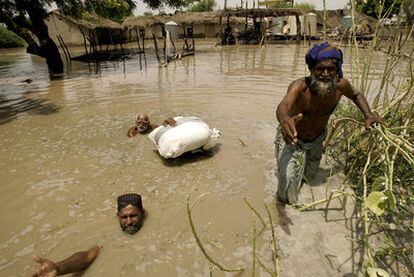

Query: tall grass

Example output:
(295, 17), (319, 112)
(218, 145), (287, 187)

(324, 0), (414, 274)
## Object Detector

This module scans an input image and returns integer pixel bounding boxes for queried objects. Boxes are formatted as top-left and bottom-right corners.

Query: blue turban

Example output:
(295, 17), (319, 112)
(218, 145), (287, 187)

(305, 42), (343, 78)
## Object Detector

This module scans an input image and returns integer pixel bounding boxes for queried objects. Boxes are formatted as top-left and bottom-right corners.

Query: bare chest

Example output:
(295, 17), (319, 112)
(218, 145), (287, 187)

(299, 90), (342, 118)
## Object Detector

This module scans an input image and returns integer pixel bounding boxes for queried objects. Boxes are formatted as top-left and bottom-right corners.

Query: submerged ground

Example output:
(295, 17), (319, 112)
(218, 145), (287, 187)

(0, 40), (404, 276)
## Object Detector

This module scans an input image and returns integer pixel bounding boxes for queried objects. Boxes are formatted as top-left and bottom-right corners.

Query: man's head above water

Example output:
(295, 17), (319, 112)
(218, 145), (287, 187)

(135, 113), (151, 133)
(127, 113), (154, 137)
(117, 193), (145, 235)
(305, 42), (343, 97)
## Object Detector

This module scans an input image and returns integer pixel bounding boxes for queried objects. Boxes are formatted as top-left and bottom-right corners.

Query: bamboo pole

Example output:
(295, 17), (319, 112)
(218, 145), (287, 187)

(323, 0), (327, 41)
(186, 195), (244, 273)
(152, 33), (161, 63)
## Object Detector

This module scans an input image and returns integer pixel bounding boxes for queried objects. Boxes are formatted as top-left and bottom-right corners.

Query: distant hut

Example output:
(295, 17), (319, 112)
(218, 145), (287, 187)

(171, 12), (243, 38)
(46, 10), (126, 60)
(123, 15), (168, 39)
(123, 12), (244, 39)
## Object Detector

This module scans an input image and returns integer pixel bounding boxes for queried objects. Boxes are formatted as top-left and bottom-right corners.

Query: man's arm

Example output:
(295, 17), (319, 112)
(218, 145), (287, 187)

(32, 246), (100, 277)
(162, 117), (177, 127)
(276, 80), (304, 144)
(341, 79), (382, 129)
(127, 126), (138, 137)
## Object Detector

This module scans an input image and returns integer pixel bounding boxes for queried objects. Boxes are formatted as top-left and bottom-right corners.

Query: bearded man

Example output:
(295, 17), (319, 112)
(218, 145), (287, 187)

(117, 193), (146, 235)
(275, 42), (381, 205)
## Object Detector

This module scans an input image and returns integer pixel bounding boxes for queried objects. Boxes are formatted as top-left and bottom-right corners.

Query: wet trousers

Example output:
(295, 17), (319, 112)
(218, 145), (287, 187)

(274, 127), (327, 204)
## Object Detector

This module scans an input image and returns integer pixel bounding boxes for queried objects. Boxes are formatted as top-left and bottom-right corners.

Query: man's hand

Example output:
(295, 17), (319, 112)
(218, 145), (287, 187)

(31, 256), (58, 277)
(127, 126), (138, 137)
(280, 113), (303, 145)
(364, 111), (382, 130)
(163, 117), (177, 127)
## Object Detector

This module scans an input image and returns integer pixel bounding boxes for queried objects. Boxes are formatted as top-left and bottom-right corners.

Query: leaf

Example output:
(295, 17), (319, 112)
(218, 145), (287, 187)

(385, 188), (396, 211)
(366, 191), (387, 216)
(367, 267), (389, 277)
(372, 176), (386, 191)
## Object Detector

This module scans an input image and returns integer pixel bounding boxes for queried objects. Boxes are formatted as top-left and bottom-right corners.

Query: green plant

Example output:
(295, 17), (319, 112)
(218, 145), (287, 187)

(187, 0), (216, 12)
(0, 26), (25, 48)
(271, 2), (315, 11)
(323, 0), (414, 274)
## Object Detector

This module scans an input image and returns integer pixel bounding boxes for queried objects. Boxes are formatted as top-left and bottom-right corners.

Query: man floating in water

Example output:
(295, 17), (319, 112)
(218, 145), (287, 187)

(275, 42), (381, 205)
(127, 113), (176, 137)
(31, 194), (145, 275)
(127, 113), (221, 159)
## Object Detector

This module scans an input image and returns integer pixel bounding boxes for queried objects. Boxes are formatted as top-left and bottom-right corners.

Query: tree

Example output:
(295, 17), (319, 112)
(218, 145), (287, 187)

(0, 0), (65, 77)
(84, 0), (136, 22)
(0, 0), (191, 77)
(187, 0), (215, 12)
(355, 0), (402, 19)
(142, 0), (193, 10)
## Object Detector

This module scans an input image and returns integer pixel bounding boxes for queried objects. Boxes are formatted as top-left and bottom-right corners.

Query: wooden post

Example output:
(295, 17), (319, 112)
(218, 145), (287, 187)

(191, 24), (195, 51)
(58, 34), (71, 62)
(295, 14), (301, 41)
(56, 35), (69, 64)
(79, 28), (90, 64)
(323, 0), (327, 42)
(135, 28), (142, 52)
(152, 33), (161, 63)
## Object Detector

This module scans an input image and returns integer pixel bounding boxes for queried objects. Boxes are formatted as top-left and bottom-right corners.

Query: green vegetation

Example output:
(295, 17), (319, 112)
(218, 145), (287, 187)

(355, 0), (402, 19)
(322, 0), (414, 274)
(271, 2), (315, 11)
(187, 0), (216, 12)
(0, 26), (25, 48)
(83, 0), (136, 22)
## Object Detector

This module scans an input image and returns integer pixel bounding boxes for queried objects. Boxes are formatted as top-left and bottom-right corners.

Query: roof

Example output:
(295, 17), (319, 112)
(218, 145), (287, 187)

(49, 10), (122, 30)
(123, 11), (244, 29)
(220, 8), (304, 18)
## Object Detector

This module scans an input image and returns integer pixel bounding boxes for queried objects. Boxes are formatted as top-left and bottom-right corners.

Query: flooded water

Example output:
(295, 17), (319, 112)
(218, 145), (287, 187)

(0, 40), (407, 276)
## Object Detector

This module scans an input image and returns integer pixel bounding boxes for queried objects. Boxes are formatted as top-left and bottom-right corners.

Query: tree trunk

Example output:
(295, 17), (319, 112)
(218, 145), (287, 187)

(26, 2), (64, 77)
(0, 2), (64, 77)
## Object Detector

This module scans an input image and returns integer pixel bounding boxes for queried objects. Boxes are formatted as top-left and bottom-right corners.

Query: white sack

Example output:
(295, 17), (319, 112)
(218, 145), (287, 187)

(148, 116), (220, 158)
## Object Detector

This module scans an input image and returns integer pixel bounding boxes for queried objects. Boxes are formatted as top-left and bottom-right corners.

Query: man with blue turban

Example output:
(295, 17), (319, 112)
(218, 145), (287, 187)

(275, 42), (381, 205)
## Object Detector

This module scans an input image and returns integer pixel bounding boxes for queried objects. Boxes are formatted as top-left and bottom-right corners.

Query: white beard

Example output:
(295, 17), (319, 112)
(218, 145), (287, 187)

(310, 74), (338, 98)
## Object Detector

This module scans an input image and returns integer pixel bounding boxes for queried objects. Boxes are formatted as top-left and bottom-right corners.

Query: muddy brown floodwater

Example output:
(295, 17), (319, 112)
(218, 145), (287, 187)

(0, 40), (406, 276)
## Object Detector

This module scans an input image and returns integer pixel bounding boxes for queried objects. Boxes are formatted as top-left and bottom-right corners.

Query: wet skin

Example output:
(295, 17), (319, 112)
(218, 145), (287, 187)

(127, 113), (177, 137)
(117, 205), (145, 235)
(276, 60), (381, 144)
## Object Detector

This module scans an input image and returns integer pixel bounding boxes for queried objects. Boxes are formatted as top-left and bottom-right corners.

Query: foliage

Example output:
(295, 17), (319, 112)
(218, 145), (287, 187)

(187, 0), (216, 12)
(271, 2), (315, 11)
(0, 26), (25, 48)
(323, 0), (414, 273)
(143, 0), (194, 9)
(84, 0), (136, 21)
(54, 0), (85, 18)
(355, 0), (402, 18)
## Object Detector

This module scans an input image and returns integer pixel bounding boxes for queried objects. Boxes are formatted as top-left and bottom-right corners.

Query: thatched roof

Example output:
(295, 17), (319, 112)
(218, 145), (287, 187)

(123, 11), (244, 29)
(49, 10), (122, 30)
(123, 15), (167, 28)
(221, 8), (304, 18)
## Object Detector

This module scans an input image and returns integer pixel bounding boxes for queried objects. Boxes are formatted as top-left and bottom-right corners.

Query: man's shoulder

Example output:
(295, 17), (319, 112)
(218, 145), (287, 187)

(337, 77), (352, 89)
(288, 77), (308, 91)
